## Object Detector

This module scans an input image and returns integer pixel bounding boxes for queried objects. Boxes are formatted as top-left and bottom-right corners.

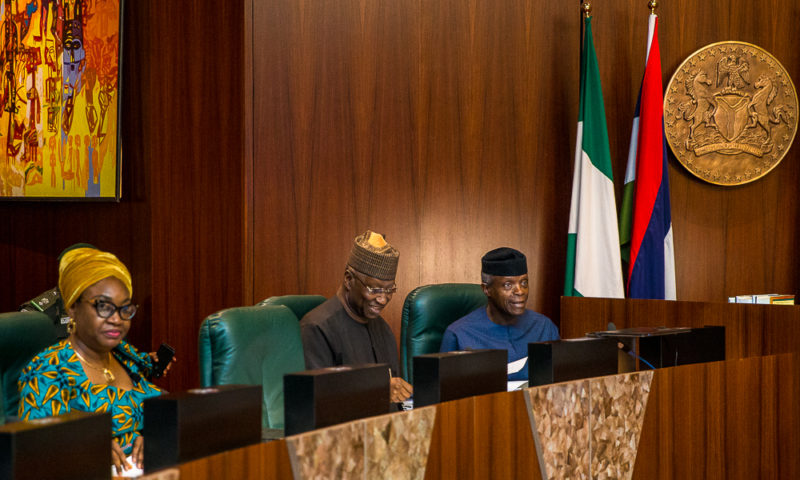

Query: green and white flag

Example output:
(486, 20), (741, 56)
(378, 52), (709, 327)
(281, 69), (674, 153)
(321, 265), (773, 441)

(564, 16), (624, 298)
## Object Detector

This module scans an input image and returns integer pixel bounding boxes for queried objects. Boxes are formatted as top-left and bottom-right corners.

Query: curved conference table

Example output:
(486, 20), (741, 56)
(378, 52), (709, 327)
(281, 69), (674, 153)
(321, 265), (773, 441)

(150, 299), (800, 479)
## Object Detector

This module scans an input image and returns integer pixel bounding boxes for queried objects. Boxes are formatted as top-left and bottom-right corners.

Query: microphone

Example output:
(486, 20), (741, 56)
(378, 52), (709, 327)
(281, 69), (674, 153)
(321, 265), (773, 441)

(616, 342), (656, 370)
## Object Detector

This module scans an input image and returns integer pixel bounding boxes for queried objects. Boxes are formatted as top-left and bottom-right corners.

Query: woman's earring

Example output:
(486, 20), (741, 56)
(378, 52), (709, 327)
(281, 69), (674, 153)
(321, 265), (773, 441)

(66, 318), (75, 334)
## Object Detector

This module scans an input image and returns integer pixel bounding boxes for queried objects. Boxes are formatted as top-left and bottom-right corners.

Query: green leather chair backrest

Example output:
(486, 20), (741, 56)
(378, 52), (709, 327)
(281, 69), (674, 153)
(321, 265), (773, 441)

(257, 295), (327, 321)
(198, 304), (305, 430)
(0, 311), (59, 422)
(400, 284), (487, 382)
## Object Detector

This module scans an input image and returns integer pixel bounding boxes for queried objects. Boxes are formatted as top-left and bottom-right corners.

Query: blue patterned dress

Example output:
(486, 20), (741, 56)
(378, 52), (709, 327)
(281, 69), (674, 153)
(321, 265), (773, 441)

(17, 339), (163, 455)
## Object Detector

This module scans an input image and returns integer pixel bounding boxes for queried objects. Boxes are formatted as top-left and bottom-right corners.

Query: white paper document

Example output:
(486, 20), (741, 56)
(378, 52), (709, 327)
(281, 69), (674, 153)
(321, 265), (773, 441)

(507, 380), (528, 391)
(507, 356), (527, 375)
(112, 456), (143, 478)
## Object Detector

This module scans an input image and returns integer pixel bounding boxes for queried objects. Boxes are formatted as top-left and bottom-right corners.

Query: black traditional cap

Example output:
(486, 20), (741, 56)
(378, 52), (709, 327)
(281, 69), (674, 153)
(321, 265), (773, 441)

(481, 247), (527, 276)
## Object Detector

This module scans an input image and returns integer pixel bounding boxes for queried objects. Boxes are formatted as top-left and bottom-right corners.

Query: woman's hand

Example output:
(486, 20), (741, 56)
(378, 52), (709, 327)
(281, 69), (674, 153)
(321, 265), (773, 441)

(111, 440), (130, 475)
(161, 356), (177, 377)
(131, 436), (144, 469)
(148, 352), (178, 377)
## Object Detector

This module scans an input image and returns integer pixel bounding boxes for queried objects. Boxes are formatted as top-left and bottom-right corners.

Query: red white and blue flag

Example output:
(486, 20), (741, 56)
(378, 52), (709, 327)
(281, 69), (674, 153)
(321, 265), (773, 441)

(619, 15), (676, 299)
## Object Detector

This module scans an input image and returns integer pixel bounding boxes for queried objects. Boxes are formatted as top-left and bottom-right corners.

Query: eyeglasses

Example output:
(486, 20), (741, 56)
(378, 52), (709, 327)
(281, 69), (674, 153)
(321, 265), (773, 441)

(81, 299), (138, 320)
(348, 270), (397, 296)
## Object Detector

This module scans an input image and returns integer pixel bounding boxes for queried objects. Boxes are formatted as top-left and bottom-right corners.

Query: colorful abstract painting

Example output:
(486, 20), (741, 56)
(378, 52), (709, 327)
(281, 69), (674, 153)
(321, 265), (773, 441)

(0, 0), (121, 199)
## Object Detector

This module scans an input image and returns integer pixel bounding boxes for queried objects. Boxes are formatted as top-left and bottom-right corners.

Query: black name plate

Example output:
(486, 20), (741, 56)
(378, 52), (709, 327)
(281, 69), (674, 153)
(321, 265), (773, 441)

(413, 349), (507, 407)
(284, 364), (391, 436)
(143, 384), (262, 472)
(529, 338), (618, 387)
(0, 411), (110, 480)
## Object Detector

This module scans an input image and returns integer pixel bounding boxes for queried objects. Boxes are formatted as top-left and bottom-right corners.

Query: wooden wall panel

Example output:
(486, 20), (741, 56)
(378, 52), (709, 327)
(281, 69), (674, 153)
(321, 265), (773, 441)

(178, 438), (293, 479)
(470, 391), (540, 479)
(421, 391), (541, 480)
(251, 0), (423, 317)
(423, 395), (477, 480)
(250, 0), (800, 352)
(632, 354), (800, 480)
(143, 1), (246, 392)
(251, 0), (581, 344)
(416, 0), (572, 319)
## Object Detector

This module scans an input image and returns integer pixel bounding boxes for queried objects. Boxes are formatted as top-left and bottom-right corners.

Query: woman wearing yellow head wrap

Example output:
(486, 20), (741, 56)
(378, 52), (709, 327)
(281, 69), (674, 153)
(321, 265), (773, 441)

(17, 247), (163, 475)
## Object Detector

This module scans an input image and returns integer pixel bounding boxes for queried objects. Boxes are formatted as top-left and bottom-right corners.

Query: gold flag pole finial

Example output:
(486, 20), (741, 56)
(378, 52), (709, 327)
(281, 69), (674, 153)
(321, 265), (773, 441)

(582, 2), (592, 18)
(648, 0), (659, 13)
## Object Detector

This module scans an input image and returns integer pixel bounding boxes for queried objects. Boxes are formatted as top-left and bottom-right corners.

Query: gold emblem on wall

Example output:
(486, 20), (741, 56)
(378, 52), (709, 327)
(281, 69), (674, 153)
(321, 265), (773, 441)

(664, 41), (798, 186)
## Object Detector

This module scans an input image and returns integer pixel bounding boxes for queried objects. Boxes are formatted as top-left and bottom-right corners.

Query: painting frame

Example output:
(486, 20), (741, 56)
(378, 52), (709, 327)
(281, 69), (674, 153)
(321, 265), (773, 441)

(0, 0), (124, 201)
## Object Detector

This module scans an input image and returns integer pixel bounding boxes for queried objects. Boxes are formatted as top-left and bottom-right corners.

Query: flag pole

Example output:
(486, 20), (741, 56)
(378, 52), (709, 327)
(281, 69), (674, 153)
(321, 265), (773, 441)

(648, 0), (658, 14)
(579, 1), (589, 67)
(579, 1), (590, 113)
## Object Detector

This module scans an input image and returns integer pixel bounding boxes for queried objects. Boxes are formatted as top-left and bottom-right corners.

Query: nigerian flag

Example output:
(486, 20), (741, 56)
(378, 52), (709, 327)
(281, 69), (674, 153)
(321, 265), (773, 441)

(564, 16), (624, 298)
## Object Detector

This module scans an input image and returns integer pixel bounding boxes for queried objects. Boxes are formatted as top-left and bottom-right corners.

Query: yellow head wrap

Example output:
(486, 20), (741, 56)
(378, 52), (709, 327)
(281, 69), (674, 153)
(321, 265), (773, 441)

(58, 248), (133, 311)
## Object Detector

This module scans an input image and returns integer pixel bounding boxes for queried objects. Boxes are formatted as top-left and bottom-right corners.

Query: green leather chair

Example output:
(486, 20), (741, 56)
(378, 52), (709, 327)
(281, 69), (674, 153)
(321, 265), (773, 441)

(198, 304), (305, 430)
(0, 311), (60, 423)
(400, 284), (487, 382)
(257, 294), (327, 321)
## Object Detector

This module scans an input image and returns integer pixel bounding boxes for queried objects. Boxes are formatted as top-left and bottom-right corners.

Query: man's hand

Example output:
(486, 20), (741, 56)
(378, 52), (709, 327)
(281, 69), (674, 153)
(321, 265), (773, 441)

(390, 377), (413, 403)
(111, 440), (131, 475)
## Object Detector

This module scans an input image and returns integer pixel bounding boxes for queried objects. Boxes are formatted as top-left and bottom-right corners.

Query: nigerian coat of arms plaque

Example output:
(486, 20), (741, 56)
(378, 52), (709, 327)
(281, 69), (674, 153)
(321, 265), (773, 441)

(664, 41), (798, 186)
